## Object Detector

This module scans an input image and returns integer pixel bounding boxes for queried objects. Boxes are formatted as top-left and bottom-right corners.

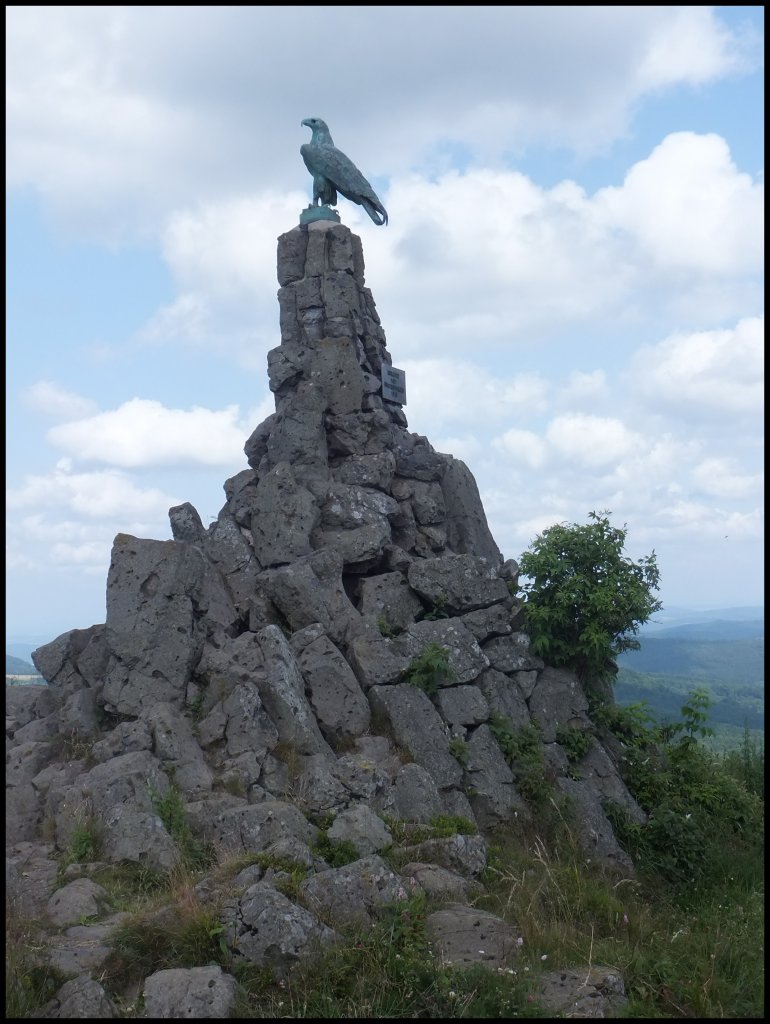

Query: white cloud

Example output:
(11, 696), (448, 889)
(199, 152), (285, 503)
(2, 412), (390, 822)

(7, 464), (181, 520)
(50, 540), (113, 573)
(595, 133), (763, 274)
(6, 7), (754, 236)
(652, 500), (763, 540)
(46, 398), (252, 468)
(161, 193), (307, 298)
(432, 435), (483, 464)
(401, 359), (550, 430)
(546, 414), (645, 470)
(22, 380), (98, 420)
(120, 130), (762, 373)
(637, 7), (748, 89)
(691, 457), (764, 500)
(556, 370), (608, 407)
(492, 429), (548, 469)
(630, 316), (764, 416)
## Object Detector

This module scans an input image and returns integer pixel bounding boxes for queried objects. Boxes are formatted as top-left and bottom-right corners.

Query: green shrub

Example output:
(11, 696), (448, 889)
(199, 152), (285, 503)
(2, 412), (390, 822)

(423, 596), (450, 621)
(448, 737), (470, 766)
(605, 689), (763, 895)
(488, 714), (551, 806)
(429, 813), (476, 837)
(555, 725), (593, 762)
(402, 644), (455, 696)
(104, 902), (230, 990)
(377, 615), (396, 638)
(149, 783), (213, 871)
(518, 510), (661, 691)
(313, 832), (360, 868)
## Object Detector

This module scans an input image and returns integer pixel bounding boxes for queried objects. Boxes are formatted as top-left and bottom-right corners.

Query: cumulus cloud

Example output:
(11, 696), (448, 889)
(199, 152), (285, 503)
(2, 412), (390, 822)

(652, 500), (763, 540)
(595, 133), (763, 275)
(121, 129), (761, 375)
(7, 463), (181, 519)
(629, 316), (764, 416)
(22, 380), (99, 420)
(691, 457), (764, 500)
(545, 414), (645, 470)
(160, 193), (307, 298)
(401, 359), (550, 431)
(6, 7), (754, 236)
(492, 429), (548, 469)
(46, 398), (253, 468)
(636, 6), (749, 89)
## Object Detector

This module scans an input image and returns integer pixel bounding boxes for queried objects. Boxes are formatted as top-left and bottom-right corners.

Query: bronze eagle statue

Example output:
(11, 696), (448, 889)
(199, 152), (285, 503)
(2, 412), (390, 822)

(301, 117), (388, 226)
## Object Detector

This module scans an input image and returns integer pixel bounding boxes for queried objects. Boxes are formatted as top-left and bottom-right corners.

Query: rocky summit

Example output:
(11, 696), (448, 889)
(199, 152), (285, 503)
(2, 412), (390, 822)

(7, 221), (638, 1017)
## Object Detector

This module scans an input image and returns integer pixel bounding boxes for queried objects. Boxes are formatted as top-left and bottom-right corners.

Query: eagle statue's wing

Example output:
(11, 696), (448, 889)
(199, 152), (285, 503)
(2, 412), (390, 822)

(301, 142), (388, 226)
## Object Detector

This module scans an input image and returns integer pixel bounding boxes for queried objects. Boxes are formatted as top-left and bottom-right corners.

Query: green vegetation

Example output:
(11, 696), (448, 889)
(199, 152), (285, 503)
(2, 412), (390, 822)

(423, 595), (450, 620)
(312, 832), (360, 868)
(619, 635), (763, 685)
(448, 736), (470, 766)
(518, 510), (661, 690)
(488, 713), (550, 802)
(616, 666), (764, 734)
(148, 782), (213, 871)
(555, 725), (593, 763)
(602, 689), (763, 895)
(403, 643), (456, 696)
(377, 615), (396, 637)
(231, 892), (545, 1018)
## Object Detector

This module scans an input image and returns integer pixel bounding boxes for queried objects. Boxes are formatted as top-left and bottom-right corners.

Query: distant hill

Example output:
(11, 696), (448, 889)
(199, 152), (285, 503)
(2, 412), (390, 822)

(618, 636), (763, 688)
(615, 614), (764, 738)
(7, 640), (50, 663)
(615, 667), (764, 732)
(644, 619), (764, 641)
(6, 654), (41, 675)
(641, 606), (763, 634)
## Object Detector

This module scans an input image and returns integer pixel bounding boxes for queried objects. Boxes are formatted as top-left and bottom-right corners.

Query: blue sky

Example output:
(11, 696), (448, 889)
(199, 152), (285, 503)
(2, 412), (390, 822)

(6, 6), (764, 642)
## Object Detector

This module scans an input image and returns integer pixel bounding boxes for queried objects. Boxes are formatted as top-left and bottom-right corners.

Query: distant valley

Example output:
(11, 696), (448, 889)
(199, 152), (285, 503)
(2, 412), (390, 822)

(617, 607), (764, 744)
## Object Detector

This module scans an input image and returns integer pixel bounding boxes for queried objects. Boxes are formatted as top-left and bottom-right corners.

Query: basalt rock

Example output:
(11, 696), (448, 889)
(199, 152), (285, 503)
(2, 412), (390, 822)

(10, 220), (639, 1015)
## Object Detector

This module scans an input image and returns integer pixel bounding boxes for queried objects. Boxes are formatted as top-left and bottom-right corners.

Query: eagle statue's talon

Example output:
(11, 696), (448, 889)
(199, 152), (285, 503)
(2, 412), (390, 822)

(301, 117), (388, 227)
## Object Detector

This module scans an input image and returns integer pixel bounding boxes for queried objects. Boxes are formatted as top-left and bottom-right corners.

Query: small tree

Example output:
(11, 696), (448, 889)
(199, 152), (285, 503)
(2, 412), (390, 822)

(518, 510), (661, 694)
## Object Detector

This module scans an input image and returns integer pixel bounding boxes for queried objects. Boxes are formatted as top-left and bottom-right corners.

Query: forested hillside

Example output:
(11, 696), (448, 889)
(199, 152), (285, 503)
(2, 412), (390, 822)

(615, 616), (764, 742)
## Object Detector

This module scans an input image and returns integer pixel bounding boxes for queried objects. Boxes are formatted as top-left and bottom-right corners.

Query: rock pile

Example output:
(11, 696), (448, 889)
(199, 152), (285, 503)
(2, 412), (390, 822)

(6, 221), (641, 1017)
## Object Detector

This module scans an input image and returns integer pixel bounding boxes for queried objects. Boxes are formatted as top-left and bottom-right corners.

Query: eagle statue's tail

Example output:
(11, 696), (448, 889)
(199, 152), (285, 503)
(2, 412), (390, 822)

(361, 198), (388, 226)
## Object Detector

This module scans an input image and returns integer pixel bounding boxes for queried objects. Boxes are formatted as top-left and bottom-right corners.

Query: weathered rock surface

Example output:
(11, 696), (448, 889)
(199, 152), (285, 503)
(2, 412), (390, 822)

(425, 903), (520, 968)
(34, 974), (118, 1019)
(7, 219), (636, 1016)
(223, 882), (338, 977)
(300, 854), (415, 926)
(536, 964), (628, 1018)
(143, 966), (241, 1018)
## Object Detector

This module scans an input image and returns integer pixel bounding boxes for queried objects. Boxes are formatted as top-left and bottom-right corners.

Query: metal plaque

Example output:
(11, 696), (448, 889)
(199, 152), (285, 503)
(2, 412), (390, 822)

(381, 365), (407, 405)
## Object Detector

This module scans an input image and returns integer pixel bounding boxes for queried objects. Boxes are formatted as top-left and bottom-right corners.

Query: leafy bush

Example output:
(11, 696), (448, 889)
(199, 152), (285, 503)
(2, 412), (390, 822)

(518, 510), (661, 691)
(403, 644), (455, 696)
(605, 689), (764, 894)
(722, 724), (764, 799)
